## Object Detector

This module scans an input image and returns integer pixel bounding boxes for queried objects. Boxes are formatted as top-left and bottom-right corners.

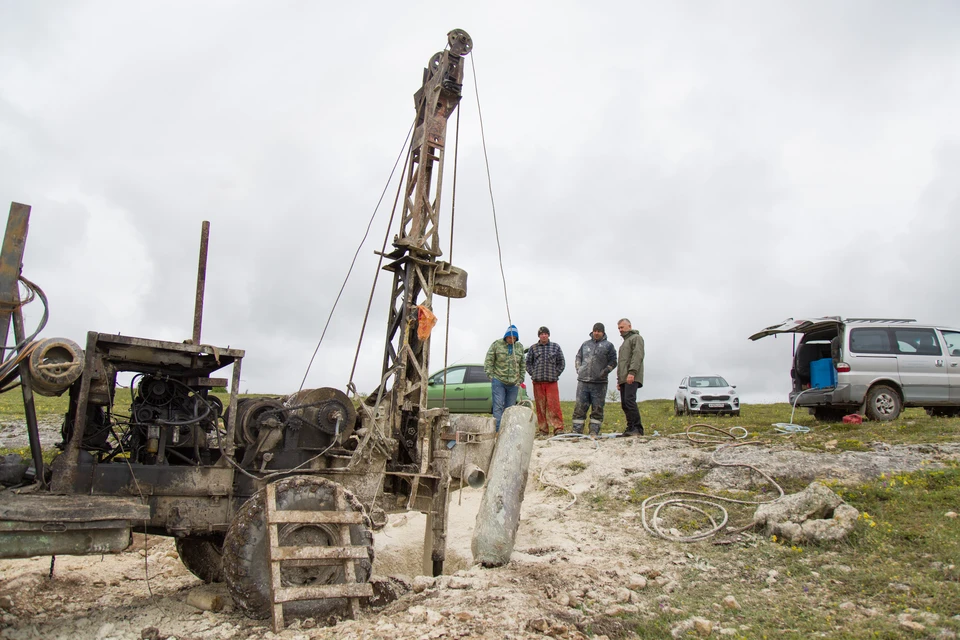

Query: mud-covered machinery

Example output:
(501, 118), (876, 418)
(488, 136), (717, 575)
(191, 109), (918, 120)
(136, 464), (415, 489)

(0, 29), (487, 628)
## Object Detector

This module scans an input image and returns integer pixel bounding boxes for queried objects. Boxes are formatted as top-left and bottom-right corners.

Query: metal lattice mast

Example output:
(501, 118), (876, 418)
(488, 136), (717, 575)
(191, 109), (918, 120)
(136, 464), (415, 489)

(379, 30), (472, 464)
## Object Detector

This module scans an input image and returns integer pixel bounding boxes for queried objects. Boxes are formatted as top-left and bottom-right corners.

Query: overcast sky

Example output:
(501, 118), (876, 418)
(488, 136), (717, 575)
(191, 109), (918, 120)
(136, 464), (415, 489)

(2, 1), (959, 405)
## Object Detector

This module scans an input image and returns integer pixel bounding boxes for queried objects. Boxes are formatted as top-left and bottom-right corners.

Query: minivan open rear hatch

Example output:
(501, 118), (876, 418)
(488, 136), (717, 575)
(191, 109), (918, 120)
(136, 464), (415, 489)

(748, 317), (843, 341)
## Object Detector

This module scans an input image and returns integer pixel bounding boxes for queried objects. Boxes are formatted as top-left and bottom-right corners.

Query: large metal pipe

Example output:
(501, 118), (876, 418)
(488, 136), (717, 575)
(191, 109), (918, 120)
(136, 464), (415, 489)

(461, 463), (485, 489)
(470, 405), (536, 567)
(448, 414), (496, 486)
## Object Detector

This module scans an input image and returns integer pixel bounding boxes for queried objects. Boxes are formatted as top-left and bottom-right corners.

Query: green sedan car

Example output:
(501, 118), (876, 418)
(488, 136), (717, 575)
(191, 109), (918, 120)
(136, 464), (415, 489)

(426, 363), (529, 413)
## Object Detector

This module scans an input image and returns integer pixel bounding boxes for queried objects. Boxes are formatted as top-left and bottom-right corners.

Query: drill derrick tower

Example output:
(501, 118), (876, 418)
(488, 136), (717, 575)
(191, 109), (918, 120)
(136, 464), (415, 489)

(375, 29), (472, 468)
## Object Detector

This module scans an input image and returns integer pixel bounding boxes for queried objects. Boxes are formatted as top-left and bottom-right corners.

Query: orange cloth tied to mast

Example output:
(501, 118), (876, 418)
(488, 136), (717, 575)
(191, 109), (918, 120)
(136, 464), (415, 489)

(417, 305), (438, 340)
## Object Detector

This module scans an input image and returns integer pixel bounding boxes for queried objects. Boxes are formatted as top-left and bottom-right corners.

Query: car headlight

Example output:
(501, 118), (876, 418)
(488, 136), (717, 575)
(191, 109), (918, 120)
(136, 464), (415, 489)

(691, 390), (701, 396)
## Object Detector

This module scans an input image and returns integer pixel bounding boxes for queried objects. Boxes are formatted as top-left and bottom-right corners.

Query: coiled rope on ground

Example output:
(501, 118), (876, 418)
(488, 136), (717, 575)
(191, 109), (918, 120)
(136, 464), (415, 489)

(538, 424), (786, 542)
(640, 424), (784, 542)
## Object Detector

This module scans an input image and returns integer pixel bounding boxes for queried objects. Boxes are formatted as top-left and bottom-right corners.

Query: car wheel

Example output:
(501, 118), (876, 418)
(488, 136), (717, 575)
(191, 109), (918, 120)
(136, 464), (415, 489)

(684, 400), (691, 416)
(864, 385), (901, 422)
(674, 400), (683, 417)
(732, 410), (740, 417)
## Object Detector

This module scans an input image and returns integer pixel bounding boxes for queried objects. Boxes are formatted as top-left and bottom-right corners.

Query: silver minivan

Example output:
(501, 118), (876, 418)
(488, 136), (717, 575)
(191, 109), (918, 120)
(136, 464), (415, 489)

(750, 317), (960, 421)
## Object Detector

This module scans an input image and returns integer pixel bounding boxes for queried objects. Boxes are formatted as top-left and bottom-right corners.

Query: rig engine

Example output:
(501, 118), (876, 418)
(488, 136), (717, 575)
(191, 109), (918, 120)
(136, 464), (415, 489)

(125, 375), (223, 465)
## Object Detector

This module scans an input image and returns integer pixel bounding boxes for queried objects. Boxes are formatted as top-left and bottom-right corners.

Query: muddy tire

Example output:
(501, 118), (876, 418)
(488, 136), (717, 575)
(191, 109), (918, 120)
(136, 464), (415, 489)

(222, 476), (374, 620)
(674, 400), (683, 417)
(864, 385), (901, 422)
(175, 534), (225, 583)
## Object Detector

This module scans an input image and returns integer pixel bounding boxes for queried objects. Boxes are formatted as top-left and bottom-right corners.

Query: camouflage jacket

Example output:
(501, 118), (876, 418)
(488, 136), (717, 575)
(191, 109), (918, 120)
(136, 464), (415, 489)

(484, 339), (526, 386)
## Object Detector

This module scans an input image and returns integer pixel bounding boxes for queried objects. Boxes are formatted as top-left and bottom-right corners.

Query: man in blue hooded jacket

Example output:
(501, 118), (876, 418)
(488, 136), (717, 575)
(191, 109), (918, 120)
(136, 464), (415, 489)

(484, 324), (525, 431)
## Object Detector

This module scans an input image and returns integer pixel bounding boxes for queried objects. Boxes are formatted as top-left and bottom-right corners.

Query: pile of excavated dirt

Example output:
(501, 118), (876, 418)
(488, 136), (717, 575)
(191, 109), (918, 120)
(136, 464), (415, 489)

(1, 435), (958, 639)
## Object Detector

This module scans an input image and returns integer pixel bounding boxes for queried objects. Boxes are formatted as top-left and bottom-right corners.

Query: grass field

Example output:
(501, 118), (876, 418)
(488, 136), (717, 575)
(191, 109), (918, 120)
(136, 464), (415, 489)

(2, 391), (957, 453)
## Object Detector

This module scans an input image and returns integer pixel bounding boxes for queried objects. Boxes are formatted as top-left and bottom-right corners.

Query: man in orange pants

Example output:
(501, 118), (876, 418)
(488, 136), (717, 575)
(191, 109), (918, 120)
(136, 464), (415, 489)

(525, 326), (566, 435)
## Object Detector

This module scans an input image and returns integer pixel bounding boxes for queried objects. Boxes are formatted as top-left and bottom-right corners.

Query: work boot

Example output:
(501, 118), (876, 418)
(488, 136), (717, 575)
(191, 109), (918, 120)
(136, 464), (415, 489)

(620, 429), (639, 437)
(553, 428), (564, 436)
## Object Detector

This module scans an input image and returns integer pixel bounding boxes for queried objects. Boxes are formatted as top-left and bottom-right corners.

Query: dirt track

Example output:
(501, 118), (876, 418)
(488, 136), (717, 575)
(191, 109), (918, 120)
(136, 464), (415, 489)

(1, 435), (958, 640)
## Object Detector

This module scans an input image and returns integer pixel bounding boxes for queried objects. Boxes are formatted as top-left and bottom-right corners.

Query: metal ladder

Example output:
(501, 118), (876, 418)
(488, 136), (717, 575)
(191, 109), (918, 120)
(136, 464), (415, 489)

(265, 482), (373, 632)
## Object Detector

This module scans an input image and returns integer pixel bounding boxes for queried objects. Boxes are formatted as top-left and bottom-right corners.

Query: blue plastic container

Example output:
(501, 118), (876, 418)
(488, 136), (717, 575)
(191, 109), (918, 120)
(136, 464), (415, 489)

(810, 358), (838, 389)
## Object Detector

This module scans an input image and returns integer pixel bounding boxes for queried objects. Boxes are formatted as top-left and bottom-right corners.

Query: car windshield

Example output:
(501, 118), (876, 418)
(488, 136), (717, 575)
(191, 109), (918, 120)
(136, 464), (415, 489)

(688, 376), (728, 388)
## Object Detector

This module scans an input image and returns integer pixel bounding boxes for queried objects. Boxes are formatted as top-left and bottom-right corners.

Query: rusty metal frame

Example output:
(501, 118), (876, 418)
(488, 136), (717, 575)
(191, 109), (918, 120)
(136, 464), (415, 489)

(51, 332), (245, 494)
(0, 203), (45, 486)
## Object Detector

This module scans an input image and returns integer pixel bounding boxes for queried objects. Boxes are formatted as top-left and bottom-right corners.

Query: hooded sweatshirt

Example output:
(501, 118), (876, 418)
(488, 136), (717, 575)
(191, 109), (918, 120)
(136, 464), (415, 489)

(484, 325), (525, 386)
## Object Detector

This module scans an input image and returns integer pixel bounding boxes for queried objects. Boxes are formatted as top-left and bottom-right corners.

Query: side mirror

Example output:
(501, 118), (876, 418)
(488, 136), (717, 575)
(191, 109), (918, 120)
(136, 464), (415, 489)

(679, 385), (687, 390)
(732, 385), (737, 389)
(428, 378), (438, 386)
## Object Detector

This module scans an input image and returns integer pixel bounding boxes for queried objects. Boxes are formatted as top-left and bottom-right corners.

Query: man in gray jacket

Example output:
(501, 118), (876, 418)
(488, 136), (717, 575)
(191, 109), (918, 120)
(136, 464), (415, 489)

(572, 323), (617, 436)
(617, 318), (645, 436)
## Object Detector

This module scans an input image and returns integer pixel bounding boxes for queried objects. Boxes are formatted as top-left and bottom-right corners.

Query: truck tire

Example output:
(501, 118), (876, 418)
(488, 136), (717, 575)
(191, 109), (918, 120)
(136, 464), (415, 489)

(864, 385), (901, 422)
(175, 534), (225, 583)
(222, 476), (374, 620)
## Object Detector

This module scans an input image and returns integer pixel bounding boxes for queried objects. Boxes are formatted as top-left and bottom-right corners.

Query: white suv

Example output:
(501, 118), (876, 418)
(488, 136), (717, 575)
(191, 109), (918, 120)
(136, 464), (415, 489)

(750, 317), (960, 421)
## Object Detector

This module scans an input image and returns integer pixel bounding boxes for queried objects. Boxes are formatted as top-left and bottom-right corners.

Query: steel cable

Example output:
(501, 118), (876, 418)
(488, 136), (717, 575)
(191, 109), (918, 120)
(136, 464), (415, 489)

(469, 54), (512, 326)
(442, 101), (461, 413)
(344, 115), (416, 398)
(298, 118), (415, 392)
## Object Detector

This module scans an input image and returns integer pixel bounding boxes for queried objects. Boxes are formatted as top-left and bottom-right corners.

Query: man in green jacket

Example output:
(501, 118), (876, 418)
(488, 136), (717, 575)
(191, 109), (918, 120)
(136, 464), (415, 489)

(484, 324), (525, 431)
(617, 318), (645, 436)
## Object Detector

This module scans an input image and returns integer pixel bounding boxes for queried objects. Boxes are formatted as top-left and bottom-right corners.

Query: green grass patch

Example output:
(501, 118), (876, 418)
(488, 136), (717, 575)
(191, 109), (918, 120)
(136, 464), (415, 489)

(583, 489), (614, 511)
(561, 459), (588, 473)
(835, 438), (870, 452)
(552, 398), (960, 450)
(607, 463), (960, 637)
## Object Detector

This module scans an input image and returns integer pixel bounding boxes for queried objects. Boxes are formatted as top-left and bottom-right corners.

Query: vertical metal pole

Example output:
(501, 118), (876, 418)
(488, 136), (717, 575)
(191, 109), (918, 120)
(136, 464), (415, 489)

(192, 221), (210, 345)
(0, 203), (44, 486)
(13, 308), (45, 487)
(50, 331), (97, 493)
(224, 355), (242, 458)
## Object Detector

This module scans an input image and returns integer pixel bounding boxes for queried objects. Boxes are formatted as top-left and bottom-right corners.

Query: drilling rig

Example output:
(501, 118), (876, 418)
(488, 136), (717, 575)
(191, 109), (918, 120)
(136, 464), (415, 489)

(0, 29), (488, 629)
